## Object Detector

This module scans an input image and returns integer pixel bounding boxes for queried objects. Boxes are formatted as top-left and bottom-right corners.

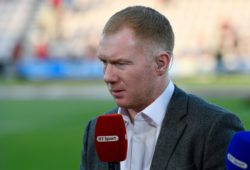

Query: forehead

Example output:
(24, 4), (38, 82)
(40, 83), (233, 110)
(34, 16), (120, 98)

(97, 27), (143, 59)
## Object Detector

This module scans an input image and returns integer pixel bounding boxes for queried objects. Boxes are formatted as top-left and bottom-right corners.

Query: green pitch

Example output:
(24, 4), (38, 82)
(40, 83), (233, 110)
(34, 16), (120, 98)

(0, 99), (115, 170)
(0, 98), (249, 170)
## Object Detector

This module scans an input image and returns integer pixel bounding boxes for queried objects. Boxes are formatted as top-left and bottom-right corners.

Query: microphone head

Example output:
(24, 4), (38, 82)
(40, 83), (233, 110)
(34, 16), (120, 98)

(226, 131), (250, 170)
(95, 114), (127, 162)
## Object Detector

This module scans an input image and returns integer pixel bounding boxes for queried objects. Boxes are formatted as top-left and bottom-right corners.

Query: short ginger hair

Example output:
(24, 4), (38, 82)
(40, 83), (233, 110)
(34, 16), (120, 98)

(102, 6), (175, 55)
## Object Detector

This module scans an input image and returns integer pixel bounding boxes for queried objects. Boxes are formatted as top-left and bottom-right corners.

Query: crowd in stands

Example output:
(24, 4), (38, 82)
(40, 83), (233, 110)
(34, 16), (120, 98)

(1, 0), (250, 78)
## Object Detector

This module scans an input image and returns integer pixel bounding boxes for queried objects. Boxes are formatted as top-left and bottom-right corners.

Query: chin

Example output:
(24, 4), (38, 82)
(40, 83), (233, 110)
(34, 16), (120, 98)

(114, 99), (130, 108)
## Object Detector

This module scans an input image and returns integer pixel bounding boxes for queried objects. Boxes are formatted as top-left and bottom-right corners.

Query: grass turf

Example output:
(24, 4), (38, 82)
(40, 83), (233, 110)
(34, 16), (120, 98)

(0, 99), (115, 170)
(0, 98), (249, 170)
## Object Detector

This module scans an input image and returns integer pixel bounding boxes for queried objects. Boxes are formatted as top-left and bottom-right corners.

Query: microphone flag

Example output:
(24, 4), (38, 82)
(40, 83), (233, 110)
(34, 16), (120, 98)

(226, 131), (250, 170)
(95, 114), (127, 162)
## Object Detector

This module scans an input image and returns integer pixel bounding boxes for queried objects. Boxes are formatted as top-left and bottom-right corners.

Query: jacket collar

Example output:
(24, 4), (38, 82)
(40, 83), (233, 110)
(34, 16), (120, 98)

(150, 85), (188, 170)
(103, 85), (189, 170)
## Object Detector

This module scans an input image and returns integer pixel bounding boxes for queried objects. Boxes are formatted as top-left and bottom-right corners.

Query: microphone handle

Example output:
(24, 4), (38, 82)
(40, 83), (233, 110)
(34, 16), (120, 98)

(108, 162), (120, 170)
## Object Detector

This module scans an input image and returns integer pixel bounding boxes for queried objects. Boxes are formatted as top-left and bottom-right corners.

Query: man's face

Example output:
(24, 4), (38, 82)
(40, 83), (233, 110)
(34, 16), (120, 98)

(97, 27), (159, 112)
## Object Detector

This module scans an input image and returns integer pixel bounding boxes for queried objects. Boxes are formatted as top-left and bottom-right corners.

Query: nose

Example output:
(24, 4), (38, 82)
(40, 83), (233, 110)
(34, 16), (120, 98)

(103, 64), (118, 84)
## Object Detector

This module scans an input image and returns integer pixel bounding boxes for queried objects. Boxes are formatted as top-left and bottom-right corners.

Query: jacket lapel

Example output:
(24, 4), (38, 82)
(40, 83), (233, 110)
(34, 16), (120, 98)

(150, 86), (188, 170)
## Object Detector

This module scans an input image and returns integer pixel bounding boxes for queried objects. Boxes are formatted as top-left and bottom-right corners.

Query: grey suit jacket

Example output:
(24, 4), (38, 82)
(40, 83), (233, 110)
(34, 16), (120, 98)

(80, 86), (244, 170)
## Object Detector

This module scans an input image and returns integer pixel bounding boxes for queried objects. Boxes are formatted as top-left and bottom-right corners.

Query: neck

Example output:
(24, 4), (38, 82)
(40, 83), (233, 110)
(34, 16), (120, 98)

(126, 78), (170, 124)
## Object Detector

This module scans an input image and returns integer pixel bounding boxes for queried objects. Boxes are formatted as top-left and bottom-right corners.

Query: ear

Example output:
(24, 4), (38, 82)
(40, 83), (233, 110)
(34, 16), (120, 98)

(154, 51), (171, 75)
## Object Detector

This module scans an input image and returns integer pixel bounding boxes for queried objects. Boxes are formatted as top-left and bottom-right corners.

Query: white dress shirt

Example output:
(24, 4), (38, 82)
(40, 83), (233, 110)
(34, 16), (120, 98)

(118, 81), (175, 170)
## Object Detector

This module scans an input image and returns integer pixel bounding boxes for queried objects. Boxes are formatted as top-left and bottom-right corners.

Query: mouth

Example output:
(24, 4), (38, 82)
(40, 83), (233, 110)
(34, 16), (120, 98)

(110, 89), (125, 98)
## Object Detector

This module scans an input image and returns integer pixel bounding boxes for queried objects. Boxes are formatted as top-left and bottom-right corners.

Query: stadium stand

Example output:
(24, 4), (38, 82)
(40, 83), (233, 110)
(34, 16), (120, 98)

(0, 0), (249, 79)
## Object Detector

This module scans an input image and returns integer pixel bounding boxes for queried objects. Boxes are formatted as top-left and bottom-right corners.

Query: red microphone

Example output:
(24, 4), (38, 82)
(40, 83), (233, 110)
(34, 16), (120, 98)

(95, 114), (127, 170)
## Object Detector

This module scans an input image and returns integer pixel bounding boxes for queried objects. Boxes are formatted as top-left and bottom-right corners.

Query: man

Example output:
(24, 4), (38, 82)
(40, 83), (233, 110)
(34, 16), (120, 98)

(80, 6), (244, 170)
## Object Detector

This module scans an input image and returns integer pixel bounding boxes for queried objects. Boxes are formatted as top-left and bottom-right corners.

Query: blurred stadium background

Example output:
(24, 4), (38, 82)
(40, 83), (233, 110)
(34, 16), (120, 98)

(0, 0), (249, 170)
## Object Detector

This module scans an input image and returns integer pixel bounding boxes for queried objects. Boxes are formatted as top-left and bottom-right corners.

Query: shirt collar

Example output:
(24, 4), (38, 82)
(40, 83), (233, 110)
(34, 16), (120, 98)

(118, 80), (175, 127)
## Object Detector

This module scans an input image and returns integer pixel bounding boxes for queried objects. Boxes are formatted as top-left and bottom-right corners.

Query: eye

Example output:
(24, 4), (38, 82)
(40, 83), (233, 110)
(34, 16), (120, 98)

(100, 59), (107, 66)
(116, 62), (126, 66)
(99, 60), (107, 72)
(115, 61), (131, 69)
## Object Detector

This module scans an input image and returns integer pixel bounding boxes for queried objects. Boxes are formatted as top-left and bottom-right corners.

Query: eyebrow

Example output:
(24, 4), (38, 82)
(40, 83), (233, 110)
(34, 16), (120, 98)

(97, 55), (109, 63)
(98, 56), (133, 65)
